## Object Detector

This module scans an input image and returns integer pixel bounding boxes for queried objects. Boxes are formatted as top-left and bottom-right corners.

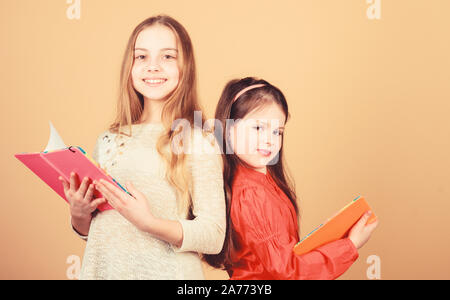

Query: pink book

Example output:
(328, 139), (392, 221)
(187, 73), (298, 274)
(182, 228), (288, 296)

(15, 122), (127, 211)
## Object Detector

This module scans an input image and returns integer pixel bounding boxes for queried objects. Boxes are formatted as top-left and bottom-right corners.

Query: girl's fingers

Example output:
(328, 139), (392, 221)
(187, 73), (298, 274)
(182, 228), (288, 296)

(360, 211), (372, 224)
(125, 182), (141, 199)
(95, 181), (124, 206)
(90, 198), (106, 211)
(106, 197), (117, 209)
(353, 211), (371, 231)
(78, 177), (90, 196)
(59, 176), (69, 195)
(70, 172), (80, 192)
(84, 183), (95, 202)
(366, 218), (379, 232)
(99, 179), (131, 202)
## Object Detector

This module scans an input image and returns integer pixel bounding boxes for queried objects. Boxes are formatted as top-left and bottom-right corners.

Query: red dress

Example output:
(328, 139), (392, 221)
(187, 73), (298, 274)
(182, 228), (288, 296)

(229, 165), (359, 280)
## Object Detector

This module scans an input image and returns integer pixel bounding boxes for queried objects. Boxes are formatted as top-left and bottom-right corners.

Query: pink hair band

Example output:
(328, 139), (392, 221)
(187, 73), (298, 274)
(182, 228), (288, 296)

(232, 84), (266, 103)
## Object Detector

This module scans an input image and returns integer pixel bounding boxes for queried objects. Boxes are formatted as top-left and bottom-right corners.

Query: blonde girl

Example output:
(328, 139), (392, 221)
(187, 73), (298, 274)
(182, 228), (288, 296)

(59, 15), (225, 280)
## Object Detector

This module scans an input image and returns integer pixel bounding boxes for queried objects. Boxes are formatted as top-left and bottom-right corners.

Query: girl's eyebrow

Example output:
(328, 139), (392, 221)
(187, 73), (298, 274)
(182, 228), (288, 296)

(257, 120), (285, 129)
(134, 47), (178, 52)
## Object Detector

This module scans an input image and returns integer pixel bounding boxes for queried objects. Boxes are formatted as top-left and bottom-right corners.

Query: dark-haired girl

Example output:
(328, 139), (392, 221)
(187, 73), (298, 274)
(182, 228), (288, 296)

(210, 77), (378, 279)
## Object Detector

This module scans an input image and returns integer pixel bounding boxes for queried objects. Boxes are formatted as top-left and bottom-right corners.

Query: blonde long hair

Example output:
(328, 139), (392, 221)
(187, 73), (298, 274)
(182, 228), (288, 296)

(109, 15), (205, 217)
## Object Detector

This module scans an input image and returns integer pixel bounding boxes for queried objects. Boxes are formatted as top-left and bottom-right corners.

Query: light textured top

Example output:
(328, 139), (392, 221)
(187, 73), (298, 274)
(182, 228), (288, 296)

(73, 123), (226, 280)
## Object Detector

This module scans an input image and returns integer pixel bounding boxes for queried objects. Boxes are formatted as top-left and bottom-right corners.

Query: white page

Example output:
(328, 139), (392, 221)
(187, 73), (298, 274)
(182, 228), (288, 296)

(44, 121), (67, 152)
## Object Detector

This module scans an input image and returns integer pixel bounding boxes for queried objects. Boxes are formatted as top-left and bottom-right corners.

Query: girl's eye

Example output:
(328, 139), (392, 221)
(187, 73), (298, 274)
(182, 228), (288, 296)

(163, 54), (176, 60)
(273, 129), (284, 136)
(135, 55), (146, 60)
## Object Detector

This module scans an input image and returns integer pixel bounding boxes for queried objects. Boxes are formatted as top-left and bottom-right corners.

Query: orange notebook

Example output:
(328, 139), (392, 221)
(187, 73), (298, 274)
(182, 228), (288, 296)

(293, 196), (376, 256)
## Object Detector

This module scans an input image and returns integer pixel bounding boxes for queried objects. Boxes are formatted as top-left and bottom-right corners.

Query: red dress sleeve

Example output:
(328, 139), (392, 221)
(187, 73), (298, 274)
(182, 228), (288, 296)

(233, 187), (359, 280)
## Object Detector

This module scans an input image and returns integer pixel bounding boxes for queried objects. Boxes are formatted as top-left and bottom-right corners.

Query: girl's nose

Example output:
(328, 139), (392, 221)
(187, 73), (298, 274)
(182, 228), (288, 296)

(145, 62), (161, 72)
(258, 133), (273, 147)
(264, 140), (273, 147)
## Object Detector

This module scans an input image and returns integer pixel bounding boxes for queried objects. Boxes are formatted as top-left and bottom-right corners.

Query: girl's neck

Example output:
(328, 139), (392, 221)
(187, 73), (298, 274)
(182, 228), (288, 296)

(240, 163), (267, 175)
(140, 97), (165, 124)
(253, 166), (267, 175)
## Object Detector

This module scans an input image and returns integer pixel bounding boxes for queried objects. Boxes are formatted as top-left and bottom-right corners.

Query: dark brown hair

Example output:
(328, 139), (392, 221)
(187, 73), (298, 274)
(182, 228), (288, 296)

(203, 77), (299, 274)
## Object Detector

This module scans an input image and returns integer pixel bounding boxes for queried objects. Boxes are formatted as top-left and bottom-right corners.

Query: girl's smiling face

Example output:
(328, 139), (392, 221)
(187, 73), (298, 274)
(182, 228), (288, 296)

(229, 102), (286, 174)
(132, 25), (180, 101)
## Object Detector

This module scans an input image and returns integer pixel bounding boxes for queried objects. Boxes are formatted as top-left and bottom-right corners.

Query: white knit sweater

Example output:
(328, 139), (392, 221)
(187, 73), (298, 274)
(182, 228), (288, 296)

(73, 123), (226, 279)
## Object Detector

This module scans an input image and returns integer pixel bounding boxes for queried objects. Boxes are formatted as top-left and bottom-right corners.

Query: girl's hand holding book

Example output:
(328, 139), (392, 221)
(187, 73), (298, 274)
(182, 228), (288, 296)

(348, 211), (379, 249)
(59, 172), (107, 220)
(59, 172), (107, 236)
(94, 179), (156, 233)
(94, 179), (184, 248)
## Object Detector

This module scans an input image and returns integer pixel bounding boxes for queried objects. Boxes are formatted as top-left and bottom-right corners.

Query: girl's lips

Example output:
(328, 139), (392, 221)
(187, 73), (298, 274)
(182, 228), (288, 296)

(142, 78), (167, 87)
(257, 149), (272, 157)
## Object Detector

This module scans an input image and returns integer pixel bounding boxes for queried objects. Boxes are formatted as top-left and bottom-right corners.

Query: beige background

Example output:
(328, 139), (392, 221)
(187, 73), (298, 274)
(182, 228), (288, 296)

(1, 0), (449, 279)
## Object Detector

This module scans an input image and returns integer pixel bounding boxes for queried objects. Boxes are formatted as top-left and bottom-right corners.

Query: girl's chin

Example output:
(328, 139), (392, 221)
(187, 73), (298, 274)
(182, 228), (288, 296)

(256, 158), (278, 167)
(141, 91), (174, 101)
(237, 155), (276, 170)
